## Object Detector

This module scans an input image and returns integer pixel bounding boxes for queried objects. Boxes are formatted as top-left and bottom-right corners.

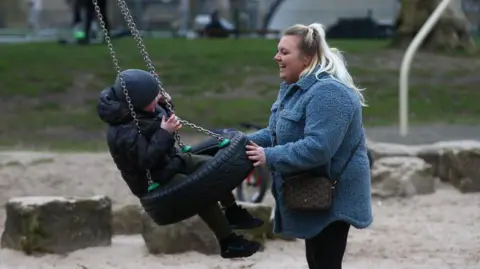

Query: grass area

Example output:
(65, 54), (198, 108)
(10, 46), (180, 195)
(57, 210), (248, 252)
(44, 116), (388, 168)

(0, 38), (479, 150)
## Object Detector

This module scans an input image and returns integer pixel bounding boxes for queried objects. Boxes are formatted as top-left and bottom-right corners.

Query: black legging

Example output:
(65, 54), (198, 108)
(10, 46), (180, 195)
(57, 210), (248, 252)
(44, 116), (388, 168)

(305, 221), (350, 269)
(74, 0), (110, 42)
(73, 0), (82, 26)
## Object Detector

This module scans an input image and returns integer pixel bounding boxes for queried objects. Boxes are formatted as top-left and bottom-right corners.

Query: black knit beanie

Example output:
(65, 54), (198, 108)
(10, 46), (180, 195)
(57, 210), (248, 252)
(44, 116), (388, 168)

(113, 69), (160, 110)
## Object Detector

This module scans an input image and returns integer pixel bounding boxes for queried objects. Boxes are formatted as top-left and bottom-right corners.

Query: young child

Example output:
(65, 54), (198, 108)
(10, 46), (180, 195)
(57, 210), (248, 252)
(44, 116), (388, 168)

(97, 69), (263, 259)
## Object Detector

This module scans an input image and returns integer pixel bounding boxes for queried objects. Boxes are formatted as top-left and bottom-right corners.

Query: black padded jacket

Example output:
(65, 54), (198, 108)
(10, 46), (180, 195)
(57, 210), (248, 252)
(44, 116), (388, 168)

(97, 87), (184, 198)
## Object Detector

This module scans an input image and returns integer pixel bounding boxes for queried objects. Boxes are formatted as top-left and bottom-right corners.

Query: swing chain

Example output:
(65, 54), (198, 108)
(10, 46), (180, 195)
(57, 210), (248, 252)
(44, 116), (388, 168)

(92, 0), (154, 186)
(112, 0), (227, 142)
(114, 0), (185, 147)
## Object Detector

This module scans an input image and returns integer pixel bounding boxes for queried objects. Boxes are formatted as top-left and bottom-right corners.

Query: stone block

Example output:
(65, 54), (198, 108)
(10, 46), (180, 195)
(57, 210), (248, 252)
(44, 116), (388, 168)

(1, 195), (112, 255)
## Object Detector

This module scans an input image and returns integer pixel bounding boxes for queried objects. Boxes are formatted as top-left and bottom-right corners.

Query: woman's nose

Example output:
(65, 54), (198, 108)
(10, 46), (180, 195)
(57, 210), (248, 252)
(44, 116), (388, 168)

(273, 53), (281, 62)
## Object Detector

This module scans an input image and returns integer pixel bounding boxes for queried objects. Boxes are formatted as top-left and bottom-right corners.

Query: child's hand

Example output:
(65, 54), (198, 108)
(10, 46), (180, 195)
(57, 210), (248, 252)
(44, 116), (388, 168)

(157, 93), (172, 105)
(161, 114), (182, 134)
(163, 92), (172, 102)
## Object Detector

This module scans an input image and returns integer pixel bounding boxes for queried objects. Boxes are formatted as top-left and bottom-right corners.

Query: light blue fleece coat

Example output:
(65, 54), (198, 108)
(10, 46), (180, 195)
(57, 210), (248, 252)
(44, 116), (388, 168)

(248, 71), (373, 239)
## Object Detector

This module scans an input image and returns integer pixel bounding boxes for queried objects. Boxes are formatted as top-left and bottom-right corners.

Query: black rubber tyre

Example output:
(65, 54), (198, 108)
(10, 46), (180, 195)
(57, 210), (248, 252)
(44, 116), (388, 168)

(190, 133), (270, 203)
(188, 137), (222, 156)
(235, 165), (270, 203)
(139, 131), (254, 226)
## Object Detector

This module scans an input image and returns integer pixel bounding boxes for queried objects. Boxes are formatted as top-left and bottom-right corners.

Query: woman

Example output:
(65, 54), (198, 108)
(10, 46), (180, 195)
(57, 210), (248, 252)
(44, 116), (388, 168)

(245, 23), (373, 269)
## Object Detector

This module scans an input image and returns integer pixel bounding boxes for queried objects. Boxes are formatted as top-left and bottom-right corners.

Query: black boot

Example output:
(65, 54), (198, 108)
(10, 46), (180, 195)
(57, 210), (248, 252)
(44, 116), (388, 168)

(219, 233), (261, 259)
(224, 204), (264, 230)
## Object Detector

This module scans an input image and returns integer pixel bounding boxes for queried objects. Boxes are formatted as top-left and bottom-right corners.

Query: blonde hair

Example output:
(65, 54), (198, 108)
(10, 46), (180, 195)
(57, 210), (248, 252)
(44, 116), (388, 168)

(283, 23), (367, 106)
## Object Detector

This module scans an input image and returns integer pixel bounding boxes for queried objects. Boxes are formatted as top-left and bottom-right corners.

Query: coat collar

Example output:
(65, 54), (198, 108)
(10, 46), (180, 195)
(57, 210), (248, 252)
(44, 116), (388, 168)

(280, 66), (329, 91)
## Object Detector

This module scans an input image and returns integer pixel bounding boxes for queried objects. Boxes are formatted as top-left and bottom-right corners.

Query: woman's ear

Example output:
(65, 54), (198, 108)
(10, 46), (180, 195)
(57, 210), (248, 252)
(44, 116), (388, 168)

(303, 55), (313, 66)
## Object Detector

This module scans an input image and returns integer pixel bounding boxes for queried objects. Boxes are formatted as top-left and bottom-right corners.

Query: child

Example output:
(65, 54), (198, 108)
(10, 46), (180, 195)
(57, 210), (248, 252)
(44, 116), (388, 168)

(97, 69), (263, 258)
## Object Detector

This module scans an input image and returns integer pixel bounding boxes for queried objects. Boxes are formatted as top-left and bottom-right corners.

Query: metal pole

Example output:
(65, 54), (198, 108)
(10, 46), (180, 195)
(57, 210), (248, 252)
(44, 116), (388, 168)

(398, 0), (452, 136)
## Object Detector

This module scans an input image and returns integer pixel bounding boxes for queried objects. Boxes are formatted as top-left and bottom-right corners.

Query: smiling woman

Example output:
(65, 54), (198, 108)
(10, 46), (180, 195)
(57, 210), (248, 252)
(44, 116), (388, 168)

(247, 22), (372, 269)
(274, 23), (366, 105)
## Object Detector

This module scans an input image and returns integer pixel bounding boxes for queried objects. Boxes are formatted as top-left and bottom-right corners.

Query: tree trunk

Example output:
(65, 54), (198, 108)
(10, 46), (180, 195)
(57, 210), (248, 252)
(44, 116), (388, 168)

(262, 0), (285, 30)
(391, 0), (477, 53)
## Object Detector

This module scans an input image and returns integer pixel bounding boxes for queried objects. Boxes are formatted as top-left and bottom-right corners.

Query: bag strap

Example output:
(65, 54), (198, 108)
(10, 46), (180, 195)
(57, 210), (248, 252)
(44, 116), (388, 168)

(331, 136), (362, 186)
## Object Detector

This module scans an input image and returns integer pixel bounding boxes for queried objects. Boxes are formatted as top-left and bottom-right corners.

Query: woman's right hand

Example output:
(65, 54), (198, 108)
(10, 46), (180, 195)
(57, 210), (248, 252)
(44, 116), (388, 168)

(161, 114), (182, 134)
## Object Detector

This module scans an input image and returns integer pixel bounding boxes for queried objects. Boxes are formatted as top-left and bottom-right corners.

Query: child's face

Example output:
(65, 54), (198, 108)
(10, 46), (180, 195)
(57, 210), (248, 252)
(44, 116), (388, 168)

(143, 93), (161, 112)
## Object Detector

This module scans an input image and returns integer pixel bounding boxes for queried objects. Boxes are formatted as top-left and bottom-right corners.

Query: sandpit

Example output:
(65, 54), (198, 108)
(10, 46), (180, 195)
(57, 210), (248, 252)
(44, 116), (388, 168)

(0, 151), (479, 268)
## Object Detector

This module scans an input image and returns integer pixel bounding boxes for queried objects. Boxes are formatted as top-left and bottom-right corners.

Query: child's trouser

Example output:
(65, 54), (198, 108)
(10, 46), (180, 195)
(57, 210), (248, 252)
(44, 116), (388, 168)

(171, 153), (236, 240)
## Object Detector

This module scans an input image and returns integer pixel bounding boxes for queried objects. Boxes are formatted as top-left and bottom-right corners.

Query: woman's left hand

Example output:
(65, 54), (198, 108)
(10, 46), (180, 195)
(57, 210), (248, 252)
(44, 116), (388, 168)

(246, 142), (266, 167)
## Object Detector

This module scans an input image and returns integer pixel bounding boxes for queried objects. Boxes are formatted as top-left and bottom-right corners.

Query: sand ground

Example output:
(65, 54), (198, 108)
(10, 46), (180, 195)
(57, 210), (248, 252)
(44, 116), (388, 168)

(0, 151), (479, 269)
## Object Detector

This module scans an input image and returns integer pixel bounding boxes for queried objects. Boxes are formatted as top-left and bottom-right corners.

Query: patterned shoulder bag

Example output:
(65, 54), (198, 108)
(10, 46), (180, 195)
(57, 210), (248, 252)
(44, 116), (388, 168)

(281, 138), (362, 211)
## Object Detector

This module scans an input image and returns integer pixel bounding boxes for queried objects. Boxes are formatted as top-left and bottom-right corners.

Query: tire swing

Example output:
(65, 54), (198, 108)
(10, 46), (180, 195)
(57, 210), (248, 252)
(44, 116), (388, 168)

(91, 0), (254, 225)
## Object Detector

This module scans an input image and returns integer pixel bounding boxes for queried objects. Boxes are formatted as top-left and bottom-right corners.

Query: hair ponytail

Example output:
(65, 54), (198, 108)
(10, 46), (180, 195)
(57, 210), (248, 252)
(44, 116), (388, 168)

(307, 23), (367, 107)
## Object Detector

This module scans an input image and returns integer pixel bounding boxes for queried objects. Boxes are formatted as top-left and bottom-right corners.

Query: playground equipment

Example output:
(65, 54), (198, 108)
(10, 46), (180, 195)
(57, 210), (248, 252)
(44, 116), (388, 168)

(399, 0), (453, 136)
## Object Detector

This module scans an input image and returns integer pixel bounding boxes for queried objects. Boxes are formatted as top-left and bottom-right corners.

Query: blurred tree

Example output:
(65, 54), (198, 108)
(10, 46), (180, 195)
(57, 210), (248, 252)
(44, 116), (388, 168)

(392, 0), (477, 52)
(187, 0), (197, 31)
(262, 0), (284, 30)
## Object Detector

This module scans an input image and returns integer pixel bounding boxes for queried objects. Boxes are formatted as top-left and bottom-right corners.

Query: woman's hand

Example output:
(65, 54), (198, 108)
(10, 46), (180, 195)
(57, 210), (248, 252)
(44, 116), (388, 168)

(161, 114), (182, 134)
(246, 141), (266, 167)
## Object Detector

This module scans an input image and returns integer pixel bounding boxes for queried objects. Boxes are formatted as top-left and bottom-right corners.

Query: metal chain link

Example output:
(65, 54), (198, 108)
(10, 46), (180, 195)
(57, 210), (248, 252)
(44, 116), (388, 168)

(92, 0), (154, 185)
(114, 0), (186, 146)
(102, 0), (226, 142)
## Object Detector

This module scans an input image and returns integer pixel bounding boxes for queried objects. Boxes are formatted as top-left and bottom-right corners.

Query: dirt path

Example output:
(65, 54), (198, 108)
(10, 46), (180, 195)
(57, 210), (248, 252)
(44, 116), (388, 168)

(366, 123), (480, 145)
(183, 123), (480, 146)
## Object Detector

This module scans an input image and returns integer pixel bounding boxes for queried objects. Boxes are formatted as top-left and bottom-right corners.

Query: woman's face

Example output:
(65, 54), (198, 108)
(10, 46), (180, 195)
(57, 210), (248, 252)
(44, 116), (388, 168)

(274, 35), (309, 84)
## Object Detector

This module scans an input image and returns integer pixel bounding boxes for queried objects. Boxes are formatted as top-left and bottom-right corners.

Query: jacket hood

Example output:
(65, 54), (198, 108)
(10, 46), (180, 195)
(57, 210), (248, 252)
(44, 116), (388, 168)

(98, 87), (168, 126)
(97, 87), (136, 125)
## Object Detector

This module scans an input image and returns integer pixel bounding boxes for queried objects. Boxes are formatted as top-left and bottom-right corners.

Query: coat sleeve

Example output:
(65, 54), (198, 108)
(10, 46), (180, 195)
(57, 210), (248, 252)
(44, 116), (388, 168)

(247, 128), (271, 148)
(129, 127), (175, 170)
(247, 99), (281, 148)
(263, 83), (356, 174)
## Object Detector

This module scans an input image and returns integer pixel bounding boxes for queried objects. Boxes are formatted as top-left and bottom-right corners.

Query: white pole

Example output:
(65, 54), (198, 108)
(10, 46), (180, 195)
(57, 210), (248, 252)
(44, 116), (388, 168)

(398, 0), (452, 136)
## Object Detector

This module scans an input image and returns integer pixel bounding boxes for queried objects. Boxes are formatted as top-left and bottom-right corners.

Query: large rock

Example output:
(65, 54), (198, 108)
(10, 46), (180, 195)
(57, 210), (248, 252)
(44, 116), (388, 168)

(1, 196), (112, 255)
(371, 157), (437, 198)
(142, 202), (277, 255)
(416, 141), (480, 191)
(142, 211), (220, 255)
(443, 147), (480, 193)
(112, 204), (143, 235)
(367, 141), (420, 160)
(368, 140), (480, 193)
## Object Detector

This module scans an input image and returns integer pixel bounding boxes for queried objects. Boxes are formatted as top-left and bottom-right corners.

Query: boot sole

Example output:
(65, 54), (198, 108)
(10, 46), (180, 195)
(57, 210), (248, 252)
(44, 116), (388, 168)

(221, 242), (261, 259)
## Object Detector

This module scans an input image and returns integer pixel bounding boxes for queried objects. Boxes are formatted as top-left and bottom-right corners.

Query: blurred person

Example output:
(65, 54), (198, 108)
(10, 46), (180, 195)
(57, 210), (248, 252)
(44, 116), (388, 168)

(204, 10), (229, 38)
(178, 0), (190, 37)
(75, 0), (110, 44)
(27, 0), (42, 32)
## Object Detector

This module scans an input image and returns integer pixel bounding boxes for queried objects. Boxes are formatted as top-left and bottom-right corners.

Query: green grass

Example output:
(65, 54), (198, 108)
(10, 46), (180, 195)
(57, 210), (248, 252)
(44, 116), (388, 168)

(0, 38), (478, 150)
